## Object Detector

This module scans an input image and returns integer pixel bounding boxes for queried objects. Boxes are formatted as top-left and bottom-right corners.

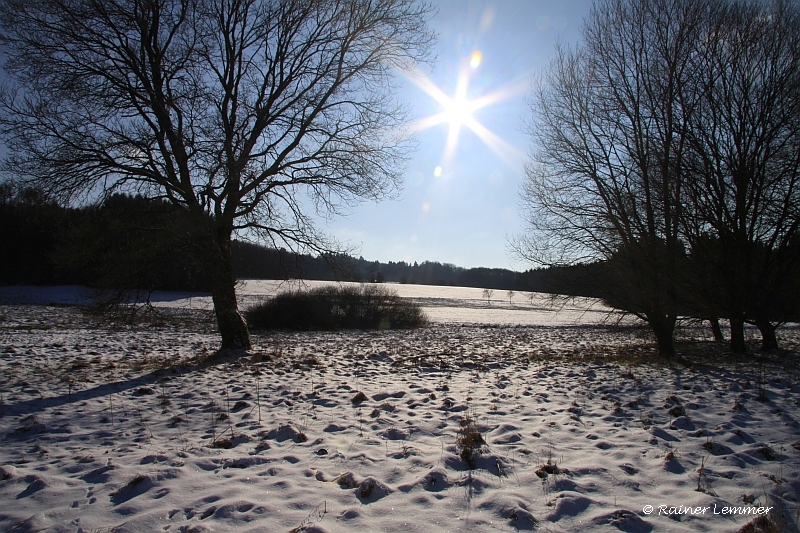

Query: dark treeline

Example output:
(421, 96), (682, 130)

(238, 248), (535, 291)
(1, 188), (213, 291)
(0, 188), (549, 293)
(235, 241), (610, 294)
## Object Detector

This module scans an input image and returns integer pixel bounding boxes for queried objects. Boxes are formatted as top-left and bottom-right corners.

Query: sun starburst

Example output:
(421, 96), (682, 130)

(406, 54), (524, 172)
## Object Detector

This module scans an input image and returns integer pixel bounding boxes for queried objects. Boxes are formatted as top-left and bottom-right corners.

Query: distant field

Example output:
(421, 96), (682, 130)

(0, 280), (616, 327)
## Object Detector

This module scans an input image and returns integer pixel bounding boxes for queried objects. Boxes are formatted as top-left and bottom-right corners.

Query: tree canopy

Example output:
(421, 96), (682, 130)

(519, 0), (800, 357)
(0, 0), (435, 349)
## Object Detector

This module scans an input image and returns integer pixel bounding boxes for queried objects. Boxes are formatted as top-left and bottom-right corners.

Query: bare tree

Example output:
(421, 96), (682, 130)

(519, 0), (800, 357)
(681, 0), (800, 353)
(517, 0), (708, 358)
(482, 288), (493, 305)
(0, 0), (434, 349)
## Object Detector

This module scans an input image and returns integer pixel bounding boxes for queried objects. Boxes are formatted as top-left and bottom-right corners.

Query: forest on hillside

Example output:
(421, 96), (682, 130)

(1, 189), (579, 294)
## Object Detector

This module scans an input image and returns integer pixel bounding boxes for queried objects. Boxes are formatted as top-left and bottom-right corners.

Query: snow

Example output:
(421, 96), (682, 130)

(0, 280), (615, 326)
(1, 283), (799, 532)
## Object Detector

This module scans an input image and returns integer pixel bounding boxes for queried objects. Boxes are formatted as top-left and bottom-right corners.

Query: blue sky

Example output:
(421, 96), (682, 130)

(323, 0), (593, 270)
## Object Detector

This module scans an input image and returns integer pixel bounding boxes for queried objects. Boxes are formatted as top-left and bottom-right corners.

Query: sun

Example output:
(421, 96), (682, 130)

(443, 93), (474, 126)
(405, 51), (523, 168)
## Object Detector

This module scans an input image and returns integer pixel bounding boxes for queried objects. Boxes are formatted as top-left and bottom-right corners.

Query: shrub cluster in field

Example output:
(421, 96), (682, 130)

(246, 284), (427, 331)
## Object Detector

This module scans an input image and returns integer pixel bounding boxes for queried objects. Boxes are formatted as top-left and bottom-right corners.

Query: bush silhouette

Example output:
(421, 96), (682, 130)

(247, 284), (427, 331)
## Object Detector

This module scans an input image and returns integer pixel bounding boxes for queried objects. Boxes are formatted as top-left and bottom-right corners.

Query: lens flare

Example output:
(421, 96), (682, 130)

(469, 51), (483, 69)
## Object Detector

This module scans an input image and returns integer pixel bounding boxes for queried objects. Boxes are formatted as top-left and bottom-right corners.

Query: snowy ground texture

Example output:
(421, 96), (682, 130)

(1, 282), (800, 533)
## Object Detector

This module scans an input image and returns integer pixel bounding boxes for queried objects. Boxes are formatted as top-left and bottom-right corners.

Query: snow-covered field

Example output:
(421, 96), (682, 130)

(1, 282), (799, 532)
(0, 280), (615, 326)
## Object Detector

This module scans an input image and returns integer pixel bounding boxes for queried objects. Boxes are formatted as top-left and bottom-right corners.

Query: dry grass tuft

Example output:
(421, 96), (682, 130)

(111, 473), (146, 497)
(335, 472), (358, 489)
(535, 461), (560, 478)
(738, 514), (782, 533)
(456, 412), (485, 469)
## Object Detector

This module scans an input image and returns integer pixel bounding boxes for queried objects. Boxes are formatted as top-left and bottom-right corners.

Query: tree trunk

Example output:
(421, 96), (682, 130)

(210, 226), (251, 351)
(755, 319), (779, 352)
(729, 316), (747, 354)
(648, 313), (677, 359)
(212, 278), (251, 350)
(654, 326), (676, 359)
(709, 317), (724, 342)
